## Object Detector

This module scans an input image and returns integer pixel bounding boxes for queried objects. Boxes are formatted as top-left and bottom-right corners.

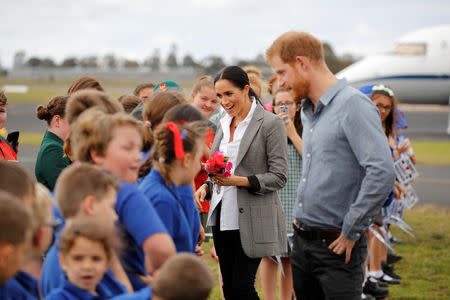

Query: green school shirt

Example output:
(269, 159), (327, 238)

(35, 131), (72, 191)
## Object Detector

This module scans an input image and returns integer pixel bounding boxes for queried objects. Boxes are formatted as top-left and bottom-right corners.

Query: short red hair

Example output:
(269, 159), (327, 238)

(266, 31), (324, 64)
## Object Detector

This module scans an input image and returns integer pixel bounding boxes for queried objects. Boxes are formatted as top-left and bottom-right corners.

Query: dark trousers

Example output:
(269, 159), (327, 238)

(212, 205), (261, 300)
(290, 231), (367, 300)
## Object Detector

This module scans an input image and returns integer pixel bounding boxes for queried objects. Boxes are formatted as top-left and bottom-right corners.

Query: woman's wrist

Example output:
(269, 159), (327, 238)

(236, 176), (251, 188)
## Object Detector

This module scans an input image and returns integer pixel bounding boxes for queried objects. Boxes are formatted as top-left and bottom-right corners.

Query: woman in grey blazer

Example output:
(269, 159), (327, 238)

(195, 66), (288, 300)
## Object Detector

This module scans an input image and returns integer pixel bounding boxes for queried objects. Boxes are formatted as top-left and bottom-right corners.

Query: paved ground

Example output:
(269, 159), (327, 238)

(6, 103), (450, 207)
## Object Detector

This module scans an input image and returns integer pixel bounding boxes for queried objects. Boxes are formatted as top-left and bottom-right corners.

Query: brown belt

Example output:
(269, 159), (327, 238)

(293, 222), (341, 240)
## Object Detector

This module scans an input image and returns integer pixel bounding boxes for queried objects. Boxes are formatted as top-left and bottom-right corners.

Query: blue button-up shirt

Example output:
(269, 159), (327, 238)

(294, 79), (395, 241)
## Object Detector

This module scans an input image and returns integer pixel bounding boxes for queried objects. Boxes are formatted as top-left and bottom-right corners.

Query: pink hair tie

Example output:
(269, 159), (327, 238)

(144, 121), (152, 128)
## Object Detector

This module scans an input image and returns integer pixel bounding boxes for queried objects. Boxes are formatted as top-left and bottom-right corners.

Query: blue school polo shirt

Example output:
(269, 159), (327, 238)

(0, 272), (39, 300)
(116, 182), (167, 291)
(177, 184), (200, 245)
(139, 169), (199, 253)
(40, 229), (127, 298)
(46, 278), (112, 300)
(110, 286), (151, 300)
(2, 270), (39, 299)
(0, 282), (9, 299)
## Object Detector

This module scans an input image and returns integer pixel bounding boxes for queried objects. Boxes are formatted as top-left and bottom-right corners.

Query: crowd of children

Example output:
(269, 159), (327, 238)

(0, 67), (417, 300)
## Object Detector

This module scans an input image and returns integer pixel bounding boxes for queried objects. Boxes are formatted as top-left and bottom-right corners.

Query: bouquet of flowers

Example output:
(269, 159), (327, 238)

(204, 151), (232, 177)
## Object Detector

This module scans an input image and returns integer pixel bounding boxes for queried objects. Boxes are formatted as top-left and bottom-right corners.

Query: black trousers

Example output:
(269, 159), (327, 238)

(291, 230), (367, 300)
(212, 204), (261, 300)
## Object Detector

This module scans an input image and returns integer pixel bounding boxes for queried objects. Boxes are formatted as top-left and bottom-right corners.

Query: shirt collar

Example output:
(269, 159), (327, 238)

(63, 279), (102, 300)
(220, 97), (257, 130)
(45, 130), (64, 145)
(318, 78), (347, 107)
(302, 78), (347, 110)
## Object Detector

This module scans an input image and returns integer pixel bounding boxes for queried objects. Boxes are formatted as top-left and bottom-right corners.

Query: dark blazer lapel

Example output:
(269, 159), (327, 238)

(235, 104), (264, 168)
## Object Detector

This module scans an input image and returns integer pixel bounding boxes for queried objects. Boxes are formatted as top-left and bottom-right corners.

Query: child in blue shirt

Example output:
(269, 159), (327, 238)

(41, 163), (129, 297)
(0, 191), (33, 299)
(140, 121), (205, 253)
(47, 219), (120, 299)
(0, 162), (55, 299)
(111, 254), (214, 300)
(67, 109), (176, 290)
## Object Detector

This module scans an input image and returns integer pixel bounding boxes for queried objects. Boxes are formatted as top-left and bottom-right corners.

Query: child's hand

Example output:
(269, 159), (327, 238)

(210, 246), (219, 262)
(397, 139), (411, 155)
(137, 274), (154, 286)
(195, 245), (204, 256)
(198, 225), (205, 245)
(394, 181), (406, 200)
(194, 184), (208, 211)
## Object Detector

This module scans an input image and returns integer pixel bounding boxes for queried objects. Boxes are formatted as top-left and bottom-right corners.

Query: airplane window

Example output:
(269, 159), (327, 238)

(393, 43), (427, 55)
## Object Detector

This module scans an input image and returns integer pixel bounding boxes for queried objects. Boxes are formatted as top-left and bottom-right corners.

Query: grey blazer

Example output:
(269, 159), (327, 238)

(209, 103), (288, 258)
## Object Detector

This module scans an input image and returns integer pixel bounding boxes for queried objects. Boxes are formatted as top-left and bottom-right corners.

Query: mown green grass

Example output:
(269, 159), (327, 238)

(2, 78), (196, 103)
(6, 89), (124, 104)
(411, 141), (450, 166)
(6, 89), (66, 104)
(201, 205), (449, 299)
(19, 132), (44, 146)
(388, 205), (449, 299)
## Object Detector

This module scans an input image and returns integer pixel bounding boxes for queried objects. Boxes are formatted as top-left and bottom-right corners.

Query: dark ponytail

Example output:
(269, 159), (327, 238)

(214, 66), (261, 104)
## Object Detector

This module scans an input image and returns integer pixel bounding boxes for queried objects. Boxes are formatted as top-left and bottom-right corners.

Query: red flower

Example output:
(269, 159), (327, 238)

(204, 151), (232, 177)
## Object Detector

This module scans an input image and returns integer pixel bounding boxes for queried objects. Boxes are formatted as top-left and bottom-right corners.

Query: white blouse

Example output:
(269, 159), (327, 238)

(207, 99), (257, 230)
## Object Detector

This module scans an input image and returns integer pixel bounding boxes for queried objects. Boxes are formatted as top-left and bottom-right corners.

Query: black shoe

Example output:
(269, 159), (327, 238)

(379, 273), (400, 285)
(389, 236), (403, 244)
(363, 279), (389, 299)
(382, 263), (402, 280)
(361, 293), (376, 300)
(373, 277), (389, 288)
(387, 253), (403, 265)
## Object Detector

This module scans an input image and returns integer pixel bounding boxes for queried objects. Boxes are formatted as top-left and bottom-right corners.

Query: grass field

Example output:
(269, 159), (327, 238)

(201, 205), (449, 299)
(411, 141), (450, 166)
(3, 77), (196, 104)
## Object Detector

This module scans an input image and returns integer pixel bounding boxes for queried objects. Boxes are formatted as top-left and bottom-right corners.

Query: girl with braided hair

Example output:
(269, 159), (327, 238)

(139, 121), (206, 254)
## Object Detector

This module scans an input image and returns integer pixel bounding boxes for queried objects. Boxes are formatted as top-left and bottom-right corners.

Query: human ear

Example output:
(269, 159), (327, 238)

(52, 115), (61, 128)
(243, 85), (250, 97)
(0, 244), (14, 268)
(90, 149), (105, 166)
(182, 153), (193, 168)
(33, 227), (44, 247)
(295, 56), (310, 72)
(81, 195), (96, 216)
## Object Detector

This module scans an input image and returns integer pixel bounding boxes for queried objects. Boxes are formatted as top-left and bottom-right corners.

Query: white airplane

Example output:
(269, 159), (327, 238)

(336, 25), (450, 105)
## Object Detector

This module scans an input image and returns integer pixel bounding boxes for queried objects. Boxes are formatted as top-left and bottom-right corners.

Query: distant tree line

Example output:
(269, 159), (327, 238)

(12, 42), (356, 76)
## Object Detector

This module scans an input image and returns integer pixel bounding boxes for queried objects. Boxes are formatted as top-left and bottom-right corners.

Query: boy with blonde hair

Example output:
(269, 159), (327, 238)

(109, 253), (214, 300)
(68, 109), (175, 290)
(41, 163), (132, 297)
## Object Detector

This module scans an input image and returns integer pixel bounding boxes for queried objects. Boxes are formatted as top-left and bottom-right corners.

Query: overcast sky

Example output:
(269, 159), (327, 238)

(1, 0), (449, 68)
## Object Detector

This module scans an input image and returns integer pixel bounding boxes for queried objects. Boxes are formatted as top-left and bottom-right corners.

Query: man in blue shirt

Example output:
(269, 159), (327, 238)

(267, 31), (395, 299)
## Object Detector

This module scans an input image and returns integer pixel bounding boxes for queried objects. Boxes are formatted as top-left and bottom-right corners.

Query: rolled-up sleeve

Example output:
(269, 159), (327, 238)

(341, 96), (395, 240)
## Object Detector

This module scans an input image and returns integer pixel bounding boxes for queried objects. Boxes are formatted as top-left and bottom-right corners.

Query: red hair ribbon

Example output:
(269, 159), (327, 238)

(165, 122), (185, 159)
